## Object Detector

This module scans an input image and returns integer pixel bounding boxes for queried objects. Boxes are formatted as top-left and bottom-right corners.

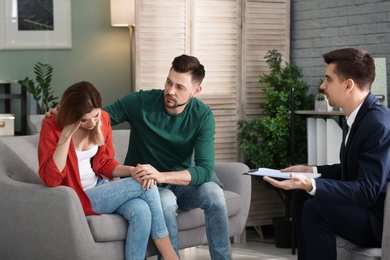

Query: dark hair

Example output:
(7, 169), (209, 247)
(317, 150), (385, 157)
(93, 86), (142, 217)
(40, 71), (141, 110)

(56, 81), (102, 126)
(56, 81), (104, 145)
(323, 48), (375, 90)
(171, 54), (205, 85)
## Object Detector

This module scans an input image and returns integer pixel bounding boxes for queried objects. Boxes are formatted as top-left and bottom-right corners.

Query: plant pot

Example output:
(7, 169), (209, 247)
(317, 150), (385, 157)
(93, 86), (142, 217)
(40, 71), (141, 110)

(315, 100), (327, 112)
(315, 100), (333, 112)
(27, 114), (45, 134)
(272, 217), (292, 248)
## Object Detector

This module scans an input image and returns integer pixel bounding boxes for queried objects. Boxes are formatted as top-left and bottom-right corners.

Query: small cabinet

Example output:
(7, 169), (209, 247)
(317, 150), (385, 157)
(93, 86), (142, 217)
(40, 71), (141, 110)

(246, 176), (284, 239)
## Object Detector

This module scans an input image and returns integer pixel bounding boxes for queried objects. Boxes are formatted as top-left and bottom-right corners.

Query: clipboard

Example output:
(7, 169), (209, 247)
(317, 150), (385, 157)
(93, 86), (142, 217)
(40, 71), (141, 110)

(243, 167), (321, 179)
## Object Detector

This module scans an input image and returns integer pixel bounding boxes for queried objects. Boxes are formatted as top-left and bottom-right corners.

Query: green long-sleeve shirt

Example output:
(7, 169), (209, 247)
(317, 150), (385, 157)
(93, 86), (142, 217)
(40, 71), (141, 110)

(103, 89), (215, 185)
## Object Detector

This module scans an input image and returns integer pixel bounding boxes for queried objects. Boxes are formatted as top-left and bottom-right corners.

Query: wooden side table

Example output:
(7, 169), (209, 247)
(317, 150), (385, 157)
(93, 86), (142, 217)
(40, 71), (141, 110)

(0, 80), (27, 135)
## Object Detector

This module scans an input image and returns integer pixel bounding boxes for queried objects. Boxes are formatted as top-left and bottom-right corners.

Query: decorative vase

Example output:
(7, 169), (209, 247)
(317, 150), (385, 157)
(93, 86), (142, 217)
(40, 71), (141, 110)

(315, 99), (333, 112)
(315, 100), (327, 112)
(27, 114), (45, 134)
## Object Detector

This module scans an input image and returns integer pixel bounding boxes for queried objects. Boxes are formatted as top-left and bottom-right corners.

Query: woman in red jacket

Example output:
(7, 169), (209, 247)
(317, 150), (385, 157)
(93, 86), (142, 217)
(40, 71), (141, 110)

(38, 81), (178, 260)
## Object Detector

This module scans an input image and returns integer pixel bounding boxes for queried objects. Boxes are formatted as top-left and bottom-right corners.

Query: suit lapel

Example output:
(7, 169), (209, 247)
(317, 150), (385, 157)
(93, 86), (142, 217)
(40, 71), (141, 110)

(342, 93), (376, 180)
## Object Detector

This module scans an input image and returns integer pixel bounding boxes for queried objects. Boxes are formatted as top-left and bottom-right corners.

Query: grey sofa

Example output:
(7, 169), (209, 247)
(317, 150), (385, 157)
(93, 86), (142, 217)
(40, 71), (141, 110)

(336, 183), (390, 260)
(0, 129), (251, 259)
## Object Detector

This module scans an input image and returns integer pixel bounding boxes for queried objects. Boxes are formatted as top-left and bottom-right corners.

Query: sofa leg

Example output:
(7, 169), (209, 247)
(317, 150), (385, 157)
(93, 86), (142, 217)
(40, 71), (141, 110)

(233, 228), (247, 243)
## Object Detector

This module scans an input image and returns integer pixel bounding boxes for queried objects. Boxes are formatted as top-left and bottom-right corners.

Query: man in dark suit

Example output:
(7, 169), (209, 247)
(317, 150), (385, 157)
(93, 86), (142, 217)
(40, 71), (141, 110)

(263, 48), (390, 260)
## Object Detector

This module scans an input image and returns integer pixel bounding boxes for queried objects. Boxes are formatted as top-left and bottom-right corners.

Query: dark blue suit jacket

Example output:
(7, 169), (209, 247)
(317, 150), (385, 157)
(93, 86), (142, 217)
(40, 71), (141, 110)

(316, 93), (390, 241)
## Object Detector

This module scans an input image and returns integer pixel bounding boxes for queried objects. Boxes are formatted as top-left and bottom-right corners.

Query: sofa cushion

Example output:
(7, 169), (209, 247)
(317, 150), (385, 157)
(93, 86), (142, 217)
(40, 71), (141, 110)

(210, 171), (224, 188)
(0, 135), (42, 184)
(190, 152), (223, 188)
(87, 214), (127, 242)
(225, 191), (242, 216)
(177, 190), (241, 230)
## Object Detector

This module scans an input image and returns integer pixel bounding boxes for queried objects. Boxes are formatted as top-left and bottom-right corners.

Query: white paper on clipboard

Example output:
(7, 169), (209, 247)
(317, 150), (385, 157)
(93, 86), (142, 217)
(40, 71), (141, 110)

(245, 168), (321, 179)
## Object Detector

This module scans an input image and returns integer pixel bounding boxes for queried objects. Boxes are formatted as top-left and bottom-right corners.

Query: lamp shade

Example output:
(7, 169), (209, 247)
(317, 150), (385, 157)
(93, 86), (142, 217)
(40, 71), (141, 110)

(110, 0), (135, 27)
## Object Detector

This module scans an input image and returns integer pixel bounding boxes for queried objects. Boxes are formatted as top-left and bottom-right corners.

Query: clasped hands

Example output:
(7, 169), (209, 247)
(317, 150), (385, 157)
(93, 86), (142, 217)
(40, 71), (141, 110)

(262, 165), (314, 192)
(131, 164), (164, 190)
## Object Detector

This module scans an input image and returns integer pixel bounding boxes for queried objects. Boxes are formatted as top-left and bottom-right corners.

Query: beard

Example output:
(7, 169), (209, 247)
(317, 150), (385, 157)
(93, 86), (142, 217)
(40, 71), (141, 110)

(164, 95), (178, 108)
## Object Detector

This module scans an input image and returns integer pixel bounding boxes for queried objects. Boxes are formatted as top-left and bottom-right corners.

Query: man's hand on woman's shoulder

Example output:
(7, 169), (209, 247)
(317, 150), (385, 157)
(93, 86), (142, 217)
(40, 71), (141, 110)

(45, 106), (59, 118)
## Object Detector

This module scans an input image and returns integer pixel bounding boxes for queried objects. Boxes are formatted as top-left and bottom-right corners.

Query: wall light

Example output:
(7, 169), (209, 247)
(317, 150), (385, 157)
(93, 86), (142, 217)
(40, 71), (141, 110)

(110, 0), (135, 27)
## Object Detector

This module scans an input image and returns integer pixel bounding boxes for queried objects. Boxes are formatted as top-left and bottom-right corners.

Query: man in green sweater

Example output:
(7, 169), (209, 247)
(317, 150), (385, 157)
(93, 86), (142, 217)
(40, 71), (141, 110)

(103, 54), (230, 259)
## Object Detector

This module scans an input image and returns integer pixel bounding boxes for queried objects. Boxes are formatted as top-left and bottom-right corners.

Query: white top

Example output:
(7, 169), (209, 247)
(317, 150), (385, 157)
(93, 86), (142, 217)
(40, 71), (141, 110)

(76, 145), (99, 190)
(344, 102), (363, 144)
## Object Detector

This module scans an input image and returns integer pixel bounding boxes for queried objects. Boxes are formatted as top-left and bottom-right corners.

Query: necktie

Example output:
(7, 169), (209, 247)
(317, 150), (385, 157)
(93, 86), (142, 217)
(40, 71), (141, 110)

(342, 119), (349, 147)
(340, 118), (349, 180)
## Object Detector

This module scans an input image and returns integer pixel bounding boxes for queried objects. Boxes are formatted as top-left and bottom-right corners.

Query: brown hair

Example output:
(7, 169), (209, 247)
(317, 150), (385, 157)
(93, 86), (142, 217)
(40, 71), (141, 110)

(171, 54), (205, 86)
(323, 48), (375, 90)
(56, 81), (104, 145)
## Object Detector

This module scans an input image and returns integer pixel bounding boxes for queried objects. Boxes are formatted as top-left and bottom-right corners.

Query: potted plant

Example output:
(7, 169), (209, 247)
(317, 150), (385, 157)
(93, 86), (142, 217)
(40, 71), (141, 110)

(18, 62), (58, 134)
(237, 49), (313, 248)
(314, 81), (332, 112)
(314, 93), (328, 112)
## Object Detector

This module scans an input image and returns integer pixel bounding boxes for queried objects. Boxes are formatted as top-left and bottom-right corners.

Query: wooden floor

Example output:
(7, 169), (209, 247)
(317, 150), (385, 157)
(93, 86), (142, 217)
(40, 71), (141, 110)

(147, 226), (297, 260)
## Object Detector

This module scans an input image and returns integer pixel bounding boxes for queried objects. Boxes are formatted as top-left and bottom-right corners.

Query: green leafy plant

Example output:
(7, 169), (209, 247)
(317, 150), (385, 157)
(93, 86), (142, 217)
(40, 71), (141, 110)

(18, 62), (58, 114)
(237, 49), (313, 219)
(315, 93), (325, 101)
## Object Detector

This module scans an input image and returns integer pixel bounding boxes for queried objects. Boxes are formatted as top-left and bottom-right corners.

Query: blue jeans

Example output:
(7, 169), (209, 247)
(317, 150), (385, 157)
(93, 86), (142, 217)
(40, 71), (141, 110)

(85, 177), (169, 260)
(159, 181), (231, 260)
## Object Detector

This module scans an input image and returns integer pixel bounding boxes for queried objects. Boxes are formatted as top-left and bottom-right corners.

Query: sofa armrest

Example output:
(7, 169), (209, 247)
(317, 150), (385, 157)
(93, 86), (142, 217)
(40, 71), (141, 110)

(382, 183), (390, 258)
(0, 175), (114, 259)
(214, 162), (251, 235)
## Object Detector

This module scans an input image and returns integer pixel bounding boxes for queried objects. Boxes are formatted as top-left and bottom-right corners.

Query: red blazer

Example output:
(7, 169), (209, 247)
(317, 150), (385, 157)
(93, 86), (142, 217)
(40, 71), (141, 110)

(38, 111), (119, 215)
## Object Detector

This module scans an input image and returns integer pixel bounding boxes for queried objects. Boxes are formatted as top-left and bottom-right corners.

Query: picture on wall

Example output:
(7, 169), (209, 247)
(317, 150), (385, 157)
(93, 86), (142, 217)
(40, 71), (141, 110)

(17, 0), (54, 31)
(0, 0), (71, 49)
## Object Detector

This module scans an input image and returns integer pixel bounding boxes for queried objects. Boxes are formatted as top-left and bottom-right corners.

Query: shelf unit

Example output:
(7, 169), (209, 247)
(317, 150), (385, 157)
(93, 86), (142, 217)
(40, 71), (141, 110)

(0, 80), (27, 135)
